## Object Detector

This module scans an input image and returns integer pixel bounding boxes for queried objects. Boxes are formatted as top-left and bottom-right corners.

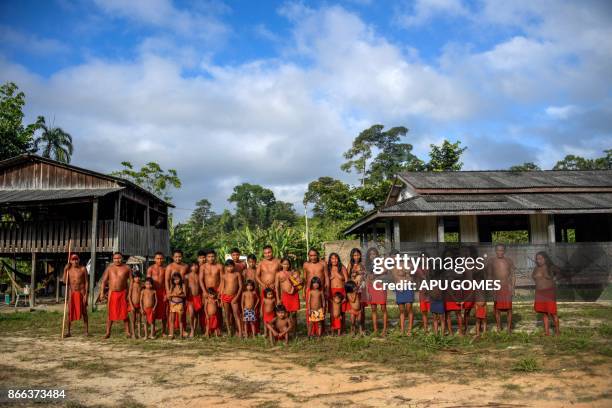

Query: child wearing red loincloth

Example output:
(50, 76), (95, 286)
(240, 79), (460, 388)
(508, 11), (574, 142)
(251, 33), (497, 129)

(140, 277), (158, 339)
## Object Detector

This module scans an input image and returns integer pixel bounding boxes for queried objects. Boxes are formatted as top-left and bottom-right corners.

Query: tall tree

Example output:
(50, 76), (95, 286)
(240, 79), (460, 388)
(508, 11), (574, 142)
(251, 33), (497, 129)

(228, 183), (296, 228)
(553, 150), (612, 170)
(110, 161), (181, 202)
(426, 140), (467, 171)
(33, 116), (73, 163)
(341, 124), (423, 207)
(0, 82), (39, 160)
(189, 199), (215, 227)
(509, 162), (541, 171)
(303, 177), (363, 221)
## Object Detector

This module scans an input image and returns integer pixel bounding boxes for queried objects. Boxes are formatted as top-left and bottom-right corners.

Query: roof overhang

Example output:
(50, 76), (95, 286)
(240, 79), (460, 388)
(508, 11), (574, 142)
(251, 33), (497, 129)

(0, 187), (124, 205)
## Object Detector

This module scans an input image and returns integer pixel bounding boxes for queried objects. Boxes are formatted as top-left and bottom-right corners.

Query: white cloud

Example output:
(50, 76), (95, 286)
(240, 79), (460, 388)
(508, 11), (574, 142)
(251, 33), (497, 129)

(396, 0), (470, 27)
(0, 26), (69, 55)
(545, 105), (578, 120)
(92, 0), (230, 42)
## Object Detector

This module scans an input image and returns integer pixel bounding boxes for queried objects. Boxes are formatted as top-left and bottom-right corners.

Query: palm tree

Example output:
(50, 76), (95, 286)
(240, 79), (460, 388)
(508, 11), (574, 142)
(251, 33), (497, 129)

(33, 116), (73, 163)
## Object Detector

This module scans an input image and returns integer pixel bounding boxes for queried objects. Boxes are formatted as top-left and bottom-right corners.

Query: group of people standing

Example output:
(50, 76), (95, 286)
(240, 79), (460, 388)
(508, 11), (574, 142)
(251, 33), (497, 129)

(61, 243), (561, 341)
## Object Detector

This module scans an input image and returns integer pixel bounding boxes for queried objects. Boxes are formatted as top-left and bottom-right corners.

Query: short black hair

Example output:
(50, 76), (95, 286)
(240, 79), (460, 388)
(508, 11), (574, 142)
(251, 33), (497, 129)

(145, 277), (154, 285)
(132, 270), (141, 278)
(207, 287), (217, 296)
(333, 291), (344, 300)
(308, 248), (319, 256)
(263, 244), (273, 251)
(264, 288), (274, 296)
(208, 249), (217, 256)
(224, 259), (235, 267)
(275, 304), (287, 313)
(173, 249), (183, 256)
(247, 254), (257, 261)
(154, 251), (164, 257)
(197, 249), (207, 257)
(245, 279), (255, 289)
(113, 251), (123, 257)
(344, 280), (357, 293)
(280, 257), (292, 270)
(230, 247), (241, 254)
(310, 276), (322, 289)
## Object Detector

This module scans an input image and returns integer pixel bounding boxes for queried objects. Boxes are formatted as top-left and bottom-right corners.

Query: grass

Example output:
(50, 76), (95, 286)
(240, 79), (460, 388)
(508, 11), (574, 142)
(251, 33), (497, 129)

(0, 302), (611, 383)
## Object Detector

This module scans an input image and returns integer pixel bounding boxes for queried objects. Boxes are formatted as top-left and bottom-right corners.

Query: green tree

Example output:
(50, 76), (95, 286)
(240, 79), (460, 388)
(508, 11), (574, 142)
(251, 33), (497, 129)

(553, 150), (611, 170)
(110, 161), (181, 202)
(341, 124), (423, 207)
(189, 199), (215, 227)
(303, 176), (363, 221)
(228, 183), (296, 228)
(426, 140), (467, 171)
(509, 162), (541, 171)
(0, 82), (39, 160)
(33, 116), (73, 163)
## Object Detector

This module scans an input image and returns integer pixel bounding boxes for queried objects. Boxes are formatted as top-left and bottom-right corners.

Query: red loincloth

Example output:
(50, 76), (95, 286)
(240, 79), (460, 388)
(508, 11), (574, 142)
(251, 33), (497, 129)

(281, 291), (300, 312)
(144, 307), (154, 324)
(69, 291), (83, 322)
(154, 288), (167, 320)
(331, 316), (342, 330)
(220, 293), (235, 304)
(475, 304), (487, 319)
(263, 310), (275, 324)
(534, 288), (557, 314)
(367, 281), (387, 305)
(445, 301), (461, 311)
(128, 303), (140, 312)
(207, 314), (219, 330)
(187, 294), (203, 313)
(494, 288), (513, 311)
(463, 302), (475, 310)
(330, 287), (348, 312)
(108, 290), (128, 321)
(420, 298), (430, 313)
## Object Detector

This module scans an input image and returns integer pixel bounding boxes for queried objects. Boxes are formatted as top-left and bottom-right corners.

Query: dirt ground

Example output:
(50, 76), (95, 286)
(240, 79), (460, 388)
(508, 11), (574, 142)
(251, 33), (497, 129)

(1, 333), (610, 408)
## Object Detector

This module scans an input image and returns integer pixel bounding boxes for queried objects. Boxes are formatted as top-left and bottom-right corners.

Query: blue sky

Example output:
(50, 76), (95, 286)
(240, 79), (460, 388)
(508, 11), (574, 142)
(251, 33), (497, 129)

(1, 0), (611, 220)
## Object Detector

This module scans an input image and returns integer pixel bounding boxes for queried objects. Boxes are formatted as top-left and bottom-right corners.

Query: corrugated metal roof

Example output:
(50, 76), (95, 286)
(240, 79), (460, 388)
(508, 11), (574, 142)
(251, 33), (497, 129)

(399, 170), (612, 190)
(0, 188), (123, 204)
(382, 193), (612, 213)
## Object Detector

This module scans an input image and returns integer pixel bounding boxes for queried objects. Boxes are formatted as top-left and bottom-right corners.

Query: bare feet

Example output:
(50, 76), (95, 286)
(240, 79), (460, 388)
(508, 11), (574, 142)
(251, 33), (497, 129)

(103, 333), (110, 339)
(63, 333), (72, 338)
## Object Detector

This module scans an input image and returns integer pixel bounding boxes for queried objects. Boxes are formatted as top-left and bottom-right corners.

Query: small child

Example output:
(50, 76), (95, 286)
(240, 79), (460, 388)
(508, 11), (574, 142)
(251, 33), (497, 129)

(307, 276), (325, 337)
(168, 272), (186, 339)
(429, 280), (446, 335)
(277, 258), (302, 337)
(241, 280), (259, 337)
(204, 288), (221, 337)
(219, 259), (243, 337)
(331, 292), (344, 335)
(475, 287), (487, 337)
(140, 277), (158, 339)
(266, 304), (293, 345)
(128, 271), (143, 339)
(345, 280), (363, 335)
(262, 288), (276, 337)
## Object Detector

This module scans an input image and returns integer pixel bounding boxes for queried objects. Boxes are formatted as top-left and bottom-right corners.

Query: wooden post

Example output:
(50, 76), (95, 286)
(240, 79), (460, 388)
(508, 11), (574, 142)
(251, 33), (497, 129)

(89, 199), (98, 312)
(384, 220), (392, 251)
(11, 254), (16, 304)
(30, 252), (36, 307)
(55, 261), (60, 303)
(437, 217), (445, 243)
(547, 214), (556, 243)
(393, 218), (401, 251)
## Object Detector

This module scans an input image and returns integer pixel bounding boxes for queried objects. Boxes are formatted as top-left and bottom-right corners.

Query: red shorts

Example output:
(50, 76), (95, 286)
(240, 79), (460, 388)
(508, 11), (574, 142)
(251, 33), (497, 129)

(108, 290), (128, 321)
(494, 289), (513, 311)
(144, 307), (154, 324)
(187, 294), (203, 313)
(534, 288), (557, 314)
(445, 301), (461, 311)
(282, 291), (300, 312)
(476, 304), (487, 319)
(331, 316), (342, 329)
(330, 287), (348, 312)
(207, 314), (219, 330)
(263, 310), (275, 324)
(154, 288), (167, 320)
(69, 291), (83, 322)
(420, 297), (430, 313)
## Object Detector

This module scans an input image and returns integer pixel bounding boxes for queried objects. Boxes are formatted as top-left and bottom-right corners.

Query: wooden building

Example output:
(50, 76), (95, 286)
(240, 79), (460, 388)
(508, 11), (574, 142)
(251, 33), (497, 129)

(344, 170), (612, 298)
(0, 154), (172, 308)
(345, 170), (612, 245)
